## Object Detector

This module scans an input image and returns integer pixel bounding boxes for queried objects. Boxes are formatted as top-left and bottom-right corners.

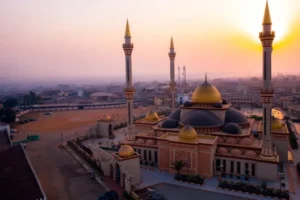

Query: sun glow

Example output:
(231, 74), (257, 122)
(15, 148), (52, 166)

(237, 0), (293, 44)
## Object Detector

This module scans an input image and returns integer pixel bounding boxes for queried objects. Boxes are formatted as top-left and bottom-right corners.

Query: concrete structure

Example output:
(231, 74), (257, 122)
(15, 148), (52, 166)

(280, 97), (292, 110)
(288, 104), (300, 120)
(222, 94), (261, 108)
(259, 1), (276, 158)
(123, 19), (136, 141)
(90, 92), (118, 101)
(0, 144), (47, 200)
(169, 37), (176, 111)
(91, 145), (140, 194)
(95, 115), (114, 138)
(0, 123), (11, 150)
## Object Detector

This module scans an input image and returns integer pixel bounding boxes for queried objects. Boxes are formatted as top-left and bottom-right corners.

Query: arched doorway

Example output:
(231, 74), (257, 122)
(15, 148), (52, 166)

(115, 163), (121, 184)
(109, 164), (113, 177)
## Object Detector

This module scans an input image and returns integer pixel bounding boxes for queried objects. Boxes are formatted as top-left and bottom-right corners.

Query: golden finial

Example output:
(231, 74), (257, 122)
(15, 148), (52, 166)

(125, 19), (131, 37)
(263, 0), (272, 25)
(170, 37), (174, 49)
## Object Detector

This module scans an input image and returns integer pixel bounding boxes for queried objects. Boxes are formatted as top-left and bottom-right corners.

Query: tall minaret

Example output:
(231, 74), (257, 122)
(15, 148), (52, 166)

(169, 37), (176, 110)
(259, 1), (275, 157)
(123, 19), (135, 141)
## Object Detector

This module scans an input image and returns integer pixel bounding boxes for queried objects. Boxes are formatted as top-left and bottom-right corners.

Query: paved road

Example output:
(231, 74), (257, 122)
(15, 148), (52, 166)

(152, 184), (248, 200)
(16, 126), (106, 200)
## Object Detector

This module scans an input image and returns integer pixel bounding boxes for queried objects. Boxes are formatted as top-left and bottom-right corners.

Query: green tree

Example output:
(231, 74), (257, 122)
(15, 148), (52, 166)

(0, 108), (16, 124)
(171, 160), (185, 175)
(3, 98), (18, 108)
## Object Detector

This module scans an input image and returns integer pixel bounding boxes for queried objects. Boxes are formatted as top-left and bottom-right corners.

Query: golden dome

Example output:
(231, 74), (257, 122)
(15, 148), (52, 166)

(178, 125), (197, 141)
(103, 114), (112, 121)
(271, 118), (282, 130)
(146, 110), (159, 121)
(191, 75), (222, 104)
(118, 145), (135, 157)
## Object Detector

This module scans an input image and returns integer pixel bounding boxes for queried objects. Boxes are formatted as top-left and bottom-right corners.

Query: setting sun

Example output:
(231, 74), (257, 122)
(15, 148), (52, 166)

(237, 0), (293, 44)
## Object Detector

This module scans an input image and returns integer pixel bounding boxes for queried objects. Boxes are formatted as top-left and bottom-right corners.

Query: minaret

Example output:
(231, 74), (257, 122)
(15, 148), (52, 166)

(259, 1), (275, 157)
(123, 19), (135, 141)
(169, 37), (176, 110)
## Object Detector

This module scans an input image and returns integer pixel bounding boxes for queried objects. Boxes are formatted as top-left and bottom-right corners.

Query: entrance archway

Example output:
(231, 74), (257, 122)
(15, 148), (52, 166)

(115, 163), (121, 184)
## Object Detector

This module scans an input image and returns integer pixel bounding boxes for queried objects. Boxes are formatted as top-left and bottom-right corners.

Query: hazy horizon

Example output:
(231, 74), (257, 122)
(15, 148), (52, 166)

(1, 0), (300, 83)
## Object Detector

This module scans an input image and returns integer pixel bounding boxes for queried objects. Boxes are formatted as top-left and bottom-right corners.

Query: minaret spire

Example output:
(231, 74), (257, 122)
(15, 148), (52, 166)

(123, 19), (135, 141)
(263, 0), (272, 25)
(169, 37), (176, 110)
(125, 19), (131, 37)
(205, 73), (207, 82)
(259, 0), (275, 158)
(170, 37), (174, 49)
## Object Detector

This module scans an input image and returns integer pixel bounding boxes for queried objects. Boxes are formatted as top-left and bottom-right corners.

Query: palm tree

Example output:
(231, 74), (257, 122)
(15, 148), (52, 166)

(171, 160), (185, 175)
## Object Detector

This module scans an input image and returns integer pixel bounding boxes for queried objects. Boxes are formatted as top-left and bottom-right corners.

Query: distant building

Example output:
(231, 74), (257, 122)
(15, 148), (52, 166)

(280, 97), (292, 110)
(90, 92), (119, 101)
(288, 105), (300, 120)
(77, 90), (84, 97)
(223, 94), (261, 108)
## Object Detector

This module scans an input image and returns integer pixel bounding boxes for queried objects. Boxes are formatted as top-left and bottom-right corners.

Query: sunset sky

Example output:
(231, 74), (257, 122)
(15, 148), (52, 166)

(1, 0), (300, 83)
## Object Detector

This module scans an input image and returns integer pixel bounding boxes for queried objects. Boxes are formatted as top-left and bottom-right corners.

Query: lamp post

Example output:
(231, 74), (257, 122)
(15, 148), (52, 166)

(278, 172), (285, 191)
(246, 169), (251, 184)
(60, 132), (63, 145)
(220, 164), (224, 180)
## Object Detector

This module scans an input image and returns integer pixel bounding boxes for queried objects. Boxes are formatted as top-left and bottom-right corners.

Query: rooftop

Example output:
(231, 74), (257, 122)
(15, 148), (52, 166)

(0, 127), (11, 150)
(0, 145), (45, 200)
(159, 132), (217, 145)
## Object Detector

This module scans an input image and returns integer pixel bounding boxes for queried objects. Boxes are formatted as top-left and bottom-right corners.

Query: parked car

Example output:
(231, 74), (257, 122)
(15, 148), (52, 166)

(97, 191), (118, 200)
(23, 119), (29, 123)
(18, 121), (25, 124)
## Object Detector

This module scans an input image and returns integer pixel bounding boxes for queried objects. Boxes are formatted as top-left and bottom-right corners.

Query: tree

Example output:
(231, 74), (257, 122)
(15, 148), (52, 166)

(3, 98), (18, 108)
(171, 160), (185, 175)
(0, 108), (16, 124)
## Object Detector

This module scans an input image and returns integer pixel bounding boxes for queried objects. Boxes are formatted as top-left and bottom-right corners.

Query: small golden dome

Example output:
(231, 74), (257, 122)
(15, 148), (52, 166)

(178, 125), (197, 141)
(103, 114), (112, 121)
(191, 75), (222, 104)
(271, 118), (282, 130)
(118, 145), (135, 157)
(146, 110), (159, 121)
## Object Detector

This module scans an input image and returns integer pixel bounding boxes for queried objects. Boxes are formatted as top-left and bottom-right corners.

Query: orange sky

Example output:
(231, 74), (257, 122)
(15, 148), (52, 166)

(0, 0), (300, 83)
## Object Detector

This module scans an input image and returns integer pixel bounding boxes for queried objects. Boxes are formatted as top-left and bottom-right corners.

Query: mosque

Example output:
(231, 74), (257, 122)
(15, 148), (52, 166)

(94, 1), (289, 192)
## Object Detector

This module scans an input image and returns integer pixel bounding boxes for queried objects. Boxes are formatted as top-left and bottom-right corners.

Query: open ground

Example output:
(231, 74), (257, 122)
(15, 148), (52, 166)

(12, 106), (155, 200)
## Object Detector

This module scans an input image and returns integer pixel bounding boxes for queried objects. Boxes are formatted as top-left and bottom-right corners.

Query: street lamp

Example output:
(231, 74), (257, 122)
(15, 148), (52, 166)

(278, 172), (285, 191)
(220, 164), (224, 180)
(61, 132), (63, 145)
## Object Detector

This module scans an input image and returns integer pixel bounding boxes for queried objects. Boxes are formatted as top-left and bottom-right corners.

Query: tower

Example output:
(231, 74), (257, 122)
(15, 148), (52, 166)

(178, 66), (181, 94)
(169, 37), (176, 110)
(259, 1), (275, 157)
(123, 19), (135, 141)
(182, 66), (187, 93)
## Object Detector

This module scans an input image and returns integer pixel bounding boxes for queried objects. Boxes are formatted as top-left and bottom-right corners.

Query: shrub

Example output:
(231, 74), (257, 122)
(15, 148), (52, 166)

(218, 180), (289, 199)
(123, 191), (134, 200)
(175, 174), (204, 185)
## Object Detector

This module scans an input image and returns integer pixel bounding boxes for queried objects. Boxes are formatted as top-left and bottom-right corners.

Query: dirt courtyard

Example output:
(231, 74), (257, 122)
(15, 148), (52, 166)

(15, 105), (155, 133)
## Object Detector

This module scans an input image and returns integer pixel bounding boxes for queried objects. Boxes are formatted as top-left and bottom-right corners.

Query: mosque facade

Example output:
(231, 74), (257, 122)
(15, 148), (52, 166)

(95, 1), (289, 192)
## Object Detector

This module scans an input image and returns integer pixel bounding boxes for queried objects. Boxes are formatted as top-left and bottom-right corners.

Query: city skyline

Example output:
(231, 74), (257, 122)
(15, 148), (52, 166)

(1, 0), (300, 83)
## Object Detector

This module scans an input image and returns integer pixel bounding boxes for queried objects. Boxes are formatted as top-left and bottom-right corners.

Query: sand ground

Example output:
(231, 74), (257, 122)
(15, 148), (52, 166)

(11, 106), (155, 200)
(14, 105), (155, 133)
